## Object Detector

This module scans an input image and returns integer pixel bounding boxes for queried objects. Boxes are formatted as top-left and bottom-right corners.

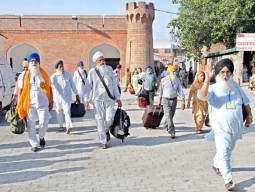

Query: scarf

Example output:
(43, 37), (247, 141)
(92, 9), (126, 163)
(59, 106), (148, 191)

(17, 67), (51, 118)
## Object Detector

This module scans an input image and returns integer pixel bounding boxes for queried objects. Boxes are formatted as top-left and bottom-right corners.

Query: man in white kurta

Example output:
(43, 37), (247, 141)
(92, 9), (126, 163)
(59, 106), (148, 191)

(17, 52), (53, 152)
(84, 51), (122, 149)
(198, 58), (253, 191)
(51, 60), (79, 134)
(73, 61), (87, 103)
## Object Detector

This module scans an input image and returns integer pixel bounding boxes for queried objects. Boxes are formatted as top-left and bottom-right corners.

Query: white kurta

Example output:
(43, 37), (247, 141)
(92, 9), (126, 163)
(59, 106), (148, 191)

(73, 70), (87, 103)
(84, 65), (120, 144)
(18, 72), (51, 147)
(51, 71), (78, 128)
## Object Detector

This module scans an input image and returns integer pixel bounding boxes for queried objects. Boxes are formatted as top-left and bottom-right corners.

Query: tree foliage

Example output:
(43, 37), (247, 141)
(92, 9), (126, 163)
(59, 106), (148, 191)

(168, 0), (255, 60)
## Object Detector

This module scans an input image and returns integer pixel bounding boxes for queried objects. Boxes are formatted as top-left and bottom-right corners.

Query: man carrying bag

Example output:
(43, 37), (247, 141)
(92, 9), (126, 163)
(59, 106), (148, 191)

(84, 51), (122, 149)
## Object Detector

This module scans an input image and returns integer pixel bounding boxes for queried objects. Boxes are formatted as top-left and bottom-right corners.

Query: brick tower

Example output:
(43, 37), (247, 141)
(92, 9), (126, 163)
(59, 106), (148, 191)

(125, 1), (155, 72)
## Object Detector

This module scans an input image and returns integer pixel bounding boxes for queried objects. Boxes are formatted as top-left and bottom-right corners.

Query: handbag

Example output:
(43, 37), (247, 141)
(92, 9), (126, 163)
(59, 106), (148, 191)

(6, 102), (25, 134)
(129, 87), (135, 94)
(71, 100), (86, 118)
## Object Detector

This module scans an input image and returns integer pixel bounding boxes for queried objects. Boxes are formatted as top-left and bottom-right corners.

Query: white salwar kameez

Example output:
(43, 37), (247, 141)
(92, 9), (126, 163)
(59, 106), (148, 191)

(51, 71), (78, 128)
(18, 73), (51, 148)
(198, 82), (250, 184)
(73, 70), (87, 103)
(84, 65), (120, 144)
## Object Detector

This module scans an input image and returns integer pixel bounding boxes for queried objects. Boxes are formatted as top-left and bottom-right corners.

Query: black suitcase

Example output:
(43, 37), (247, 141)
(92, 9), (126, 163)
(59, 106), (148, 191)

(142, 105), (164, 128)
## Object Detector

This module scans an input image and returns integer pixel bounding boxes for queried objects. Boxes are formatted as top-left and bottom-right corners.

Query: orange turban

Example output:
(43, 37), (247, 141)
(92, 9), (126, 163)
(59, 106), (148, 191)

(22, 61), (29, 68)
(167, 65), (176, 74)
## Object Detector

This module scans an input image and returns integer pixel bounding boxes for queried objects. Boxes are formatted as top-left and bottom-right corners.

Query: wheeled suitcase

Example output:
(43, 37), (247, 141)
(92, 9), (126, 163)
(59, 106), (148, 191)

(137, 97), (147, 108)
(142, 105), (164, 128)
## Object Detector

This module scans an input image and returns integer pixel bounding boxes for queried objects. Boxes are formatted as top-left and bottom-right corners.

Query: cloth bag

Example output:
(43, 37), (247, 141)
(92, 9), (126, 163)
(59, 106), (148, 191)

(5, 102), (25, 134)
(71, 100), (86, 118)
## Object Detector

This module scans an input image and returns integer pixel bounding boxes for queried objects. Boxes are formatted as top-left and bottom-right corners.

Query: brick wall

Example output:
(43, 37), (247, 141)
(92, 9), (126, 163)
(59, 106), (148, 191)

(0, 1), (155, 84)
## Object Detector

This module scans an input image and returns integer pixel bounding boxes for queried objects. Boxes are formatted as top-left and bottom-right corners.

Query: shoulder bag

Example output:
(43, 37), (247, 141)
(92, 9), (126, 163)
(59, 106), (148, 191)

(94, 69), (115, 100)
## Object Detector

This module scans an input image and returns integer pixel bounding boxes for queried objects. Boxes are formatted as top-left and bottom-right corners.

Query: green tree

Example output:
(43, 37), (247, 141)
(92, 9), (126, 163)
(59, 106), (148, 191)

(168, 0), (255, 60)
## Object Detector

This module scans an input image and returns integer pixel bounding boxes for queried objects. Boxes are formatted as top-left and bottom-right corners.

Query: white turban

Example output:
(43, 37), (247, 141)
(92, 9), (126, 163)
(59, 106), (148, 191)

(92, 51), (104, 63)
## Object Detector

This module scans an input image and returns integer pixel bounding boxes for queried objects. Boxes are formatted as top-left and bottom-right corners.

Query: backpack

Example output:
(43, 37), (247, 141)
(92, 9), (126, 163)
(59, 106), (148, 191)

(110, 108), (130, 142)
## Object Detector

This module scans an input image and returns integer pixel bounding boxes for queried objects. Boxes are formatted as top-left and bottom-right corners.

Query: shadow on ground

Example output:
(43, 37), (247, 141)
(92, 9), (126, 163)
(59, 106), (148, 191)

(236, 176), (255, 192)
(0, 167), (85, 184)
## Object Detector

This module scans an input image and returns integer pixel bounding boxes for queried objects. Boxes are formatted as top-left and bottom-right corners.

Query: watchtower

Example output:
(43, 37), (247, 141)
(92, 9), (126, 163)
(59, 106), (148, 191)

(125, 1), (155, 72)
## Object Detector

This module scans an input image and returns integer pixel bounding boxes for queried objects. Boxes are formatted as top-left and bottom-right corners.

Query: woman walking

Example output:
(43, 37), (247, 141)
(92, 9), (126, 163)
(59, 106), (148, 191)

(187, 71), (209, 133)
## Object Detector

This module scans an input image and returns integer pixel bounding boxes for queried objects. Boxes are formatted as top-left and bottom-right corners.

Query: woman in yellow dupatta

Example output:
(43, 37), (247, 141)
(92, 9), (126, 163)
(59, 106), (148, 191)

(187, 70), (209, 133)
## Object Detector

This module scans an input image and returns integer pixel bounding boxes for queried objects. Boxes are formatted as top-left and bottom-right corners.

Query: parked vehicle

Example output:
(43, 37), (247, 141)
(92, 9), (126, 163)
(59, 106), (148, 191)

(0, 56), (16, 122)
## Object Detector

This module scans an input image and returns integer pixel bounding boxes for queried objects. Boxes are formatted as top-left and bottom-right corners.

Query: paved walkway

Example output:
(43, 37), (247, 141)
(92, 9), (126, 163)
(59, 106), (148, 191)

(0, 83), (254, 192)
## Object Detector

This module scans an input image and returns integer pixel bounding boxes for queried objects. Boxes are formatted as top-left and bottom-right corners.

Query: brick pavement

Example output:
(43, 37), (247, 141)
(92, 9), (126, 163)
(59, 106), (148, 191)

(0, 83), (254, 192)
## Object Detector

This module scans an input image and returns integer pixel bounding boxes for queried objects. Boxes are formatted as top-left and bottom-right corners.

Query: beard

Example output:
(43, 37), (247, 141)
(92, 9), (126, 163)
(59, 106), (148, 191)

(57, 69), (64, 76)
(216, 75), (236, 92)
(96, 62), (109, 76)
(78, 67), (85, 75)
(170, 73), (177, 83)
(29, 63), (42, 77)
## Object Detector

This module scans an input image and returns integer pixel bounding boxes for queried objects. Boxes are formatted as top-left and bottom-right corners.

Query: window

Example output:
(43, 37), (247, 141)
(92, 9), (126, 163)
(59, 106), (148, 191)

(175, 59), (179, 62)
(165, 49), (171, 53)
(153, 49), (159, 53)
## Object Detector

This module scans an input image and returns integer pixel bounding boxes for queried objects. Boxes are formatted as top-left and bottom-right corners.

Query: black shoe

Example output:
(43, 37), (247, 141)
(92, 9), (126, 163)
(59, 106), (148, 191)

(40, 138), (45, 148)
(59, 127), (64, 132)
(170, 134), (175, 139)
(106, 132), (111, 142)
(31, 147), (38, 152)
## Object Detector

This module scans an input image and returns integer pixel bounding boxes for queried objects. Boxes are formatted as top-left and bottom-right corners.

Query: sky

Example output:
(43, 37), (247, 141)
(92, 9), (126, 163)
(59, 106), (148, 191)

(0, 0), (179, 43)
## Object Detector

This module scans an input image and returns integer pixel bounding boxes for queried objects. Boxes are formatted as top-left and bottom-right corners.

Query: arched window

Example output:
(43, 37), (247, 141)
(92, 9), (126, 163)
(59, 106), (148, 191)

(141, 14), (146, 24)
(136, 13), (140, 23)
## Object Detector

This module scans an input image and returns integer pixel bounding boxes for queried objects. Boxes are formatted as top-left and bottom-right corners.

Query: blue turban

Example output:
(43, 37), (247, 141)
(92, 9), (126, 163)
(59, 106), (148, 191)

(55, 60), (63, 69)
(77, 61), (83, 67)
(27, 52), (40, 64)
(145, 65), (152, 71)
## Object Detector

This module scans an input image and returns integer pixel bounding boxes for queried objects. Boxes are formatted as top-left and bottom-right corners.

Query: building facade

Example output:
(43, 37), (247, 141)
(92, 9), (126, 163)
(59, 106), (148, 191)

(0, 2), (154, 82)
(153, 42), (185, 67)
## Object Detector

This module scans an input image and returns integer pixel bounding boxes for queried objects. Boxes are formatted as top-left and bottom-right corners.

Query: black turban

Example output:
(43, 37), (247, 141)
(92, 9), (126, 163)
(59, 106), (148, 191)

(215, 58), (234, 75)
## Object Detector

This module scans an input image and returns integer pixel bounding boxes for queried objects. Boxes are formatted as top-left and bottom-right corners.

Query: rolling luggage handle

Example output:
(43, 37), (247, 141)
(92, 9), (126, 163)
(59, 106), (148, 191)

(152, 106), (163, 117)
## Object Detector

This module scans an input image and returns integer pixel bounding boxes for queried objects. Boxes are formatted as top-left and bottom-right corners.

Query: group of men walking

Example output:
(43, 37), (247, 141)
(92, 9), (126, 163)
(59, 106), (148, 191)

(13, 51), (253, 191)
(15, 51), (121, 152)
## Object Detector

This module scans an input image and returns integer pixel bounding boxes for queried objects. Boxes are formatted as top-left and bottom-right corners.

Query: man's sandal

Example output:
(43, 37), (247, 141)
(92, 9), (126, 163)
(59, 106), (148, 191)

(212, 166), (222, 176)
(100, 144), (107, 149)
(225, 180), (235, 191)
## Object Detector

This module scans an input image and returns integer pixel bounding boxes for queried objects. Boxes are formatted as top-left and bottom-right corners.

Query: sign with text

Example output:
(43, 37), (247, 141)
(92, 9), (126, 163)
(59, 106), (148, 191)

(236, 33), (255, 51)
